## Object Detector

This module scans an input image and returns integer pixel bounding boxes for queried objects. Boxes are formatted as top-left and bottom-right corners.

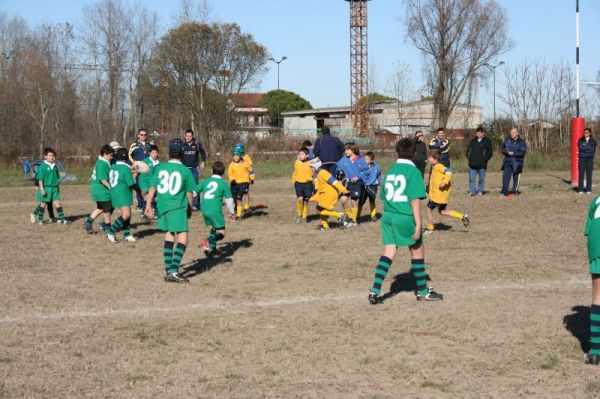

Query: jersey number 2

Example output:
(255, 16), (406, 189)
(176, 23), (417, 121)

(384, 174), (407, 202)
(203, 181), (218, 199)
(157, 171), (182, 195)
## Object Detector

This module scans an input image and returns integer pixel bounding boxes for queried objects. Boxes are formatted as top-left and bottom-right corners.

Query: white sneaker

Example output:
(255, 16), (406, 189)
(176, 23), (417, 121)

(30, 213), (36, 224)
(123, 235), (136, 242)
(587, 192), (592, 195)
(578, 191), (584, 195)
(107, 234), (118, 243)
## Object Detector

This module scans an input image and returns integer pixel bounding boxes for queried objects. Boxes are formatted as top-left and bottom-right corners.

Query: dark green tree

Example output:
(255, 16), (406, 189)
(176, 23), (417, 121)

(260, 90), (312, 126)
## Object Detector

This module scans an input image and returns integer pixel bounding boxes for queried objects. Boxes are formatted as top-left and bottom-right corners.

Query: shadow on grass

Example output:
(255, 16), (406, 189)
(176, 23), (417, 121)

(432, 222), (453, 231)
(135, 228), (160, 239)
(181, 238), (253, 279)
(378, 272), (431, 303)
(65, 213), (88, 223)
(545, 173), (574, 187)
(564, 305), (589, 353)
(357, 213), (380, 224)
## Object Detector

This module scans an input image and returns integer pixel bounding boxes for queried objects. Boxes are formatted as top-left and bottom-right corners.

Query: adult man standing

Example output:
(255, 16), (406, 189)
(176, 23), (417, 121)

(129, 128), (152, 210)
(466, 127), (493, 196)
(181, 129), (207, 210)
(501, 127), (527, 198)
(413, 131), (428, 177)
(429, 127), (451, 167)
(313, 126), (344, 175)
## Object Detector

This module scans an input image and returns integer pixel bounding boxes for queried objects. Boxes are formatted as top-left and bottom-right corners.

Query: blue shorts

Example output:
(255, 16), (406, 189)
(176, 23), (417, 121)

(346, 181), (365, 200)
(427, 200), (447, 212)
(294, 181), (314, 200)
(361, 185), (378, 203)
(230, 182), (250, 201)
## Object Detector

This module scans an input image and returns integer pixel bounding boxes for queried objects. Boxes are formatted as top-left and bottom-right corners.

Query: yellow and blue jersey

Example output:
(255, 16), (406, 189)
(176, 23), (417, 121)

(228, 159), (253, 184)
(310, 169), (348, 210)
(292, 159), (313, 183)
(428, 163), (452, 204)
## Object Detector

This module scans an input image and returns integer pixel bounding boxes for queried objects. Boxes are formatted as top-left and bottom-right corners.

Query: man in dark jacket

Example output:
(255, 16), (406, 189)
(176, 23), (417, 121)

(313, 126), (344, 175)
(501, 128), (527, 198)
(413, 131), (428, 177)
(466, 127), (493, 196)
(181, 129), (207, 210)
(578, 128), (596, 194)
(129, 128), (153, 210)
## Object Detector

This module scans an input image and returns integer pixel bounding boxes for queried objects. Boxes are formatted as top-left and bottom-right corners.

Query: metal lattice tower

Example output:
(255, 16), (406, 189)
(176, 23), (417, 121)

(346, 0), (370, 137)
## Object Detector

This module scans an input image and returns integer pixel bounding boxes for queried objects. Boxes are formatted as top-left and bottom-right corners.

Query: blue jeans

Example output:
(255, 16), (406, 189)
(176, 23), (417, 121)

(578, 157), (594, 192)
(468, 167), (486, 194)
(189, 166), (199, 208)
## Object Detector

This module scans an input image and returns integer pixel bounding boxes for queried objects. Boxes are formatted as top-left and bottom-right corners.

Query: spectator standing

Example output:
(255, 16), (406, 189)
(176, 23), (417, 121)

(500, 128), (527, 198)
(429, 127), (451, 167)
(313, 126), (344, 175)
(129, 129), (153, 210)
(466, 127), (493, 196)
(181, 129), (207, 210)
(413, 131), (428, 177)
(578, 128), (596, 194)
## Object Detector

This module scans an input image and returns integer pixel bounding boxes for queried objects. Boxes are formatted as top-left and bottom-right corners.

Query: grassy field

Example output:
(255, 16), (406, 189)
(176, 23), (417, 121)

(1, 171), (599, 397)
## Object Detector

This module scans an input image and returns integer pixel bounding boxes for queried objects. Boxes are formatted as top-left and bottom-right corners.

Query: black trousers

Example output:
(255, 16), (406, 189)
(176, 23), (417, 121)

(578, 157), (594, 192)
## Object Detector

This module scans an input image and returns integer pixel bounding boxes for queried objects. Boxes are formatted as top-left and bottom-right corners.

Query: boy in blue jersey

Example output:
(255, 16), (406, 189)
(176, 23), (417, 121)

(358, 151), (382, 222)
(368, 138), (443, 304)
(336, 142), (368, 226)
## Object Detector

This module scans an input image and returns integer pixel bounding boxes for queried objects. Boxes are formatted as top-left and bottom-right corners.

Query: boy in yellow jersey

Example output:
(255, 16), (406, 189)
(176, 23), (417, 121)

(309, 158), (350, 230)
(234, 143), (254, 212)
(228, 147), (253, 220)
(424, 151), (470, 234)
(292, 147), (314, 223)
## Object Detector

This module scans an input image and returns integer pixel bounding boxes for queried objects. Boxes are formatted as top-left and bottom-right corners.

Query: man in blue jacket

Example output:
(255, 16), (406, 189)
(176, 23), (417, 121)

(578, 128), (596, 194)
(314, 126), (344, 175)
(501, 128), (527, 198)
(129, 128), (153, 210)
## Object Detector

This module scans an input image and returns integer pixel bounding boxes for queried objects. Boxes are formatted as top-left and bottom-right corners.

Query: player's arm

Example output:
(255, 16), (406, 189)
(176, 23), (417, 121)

(410, 198), (422, 241)
(144, 187), (156, 218)
(439, 168), (452, 189)
(36, 168), (46, 195)
(329, 176), (348, 194)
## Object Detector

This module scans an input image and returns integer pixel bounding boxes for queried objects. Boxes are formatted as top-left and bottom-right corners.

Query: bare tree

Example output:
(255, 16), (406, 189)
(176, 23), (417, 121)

(386, 62), (415, 134)
(404, 0), (511, 127)
(173, 0), (212, 25)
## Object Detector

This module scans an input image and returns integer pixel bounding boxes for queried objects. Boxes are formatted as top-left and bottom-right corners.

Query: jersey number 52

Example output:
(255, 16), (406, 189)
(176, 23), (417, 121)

(384, 174), (407, 202)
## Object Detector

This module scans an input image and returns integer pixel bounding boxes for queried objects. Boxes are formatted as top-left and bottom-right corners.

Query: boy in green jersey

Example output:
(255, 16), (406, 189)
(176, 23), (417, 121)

(584, 194), (600, 365)
(138, 145), (160, 220)
(30, 148), (68, 225)
(197, 161), (236, 257)
(106, 148), (140, 243)
(84, 145), (115, 234)
(145, 139), (195, 283)
(368, 138), (443, 304)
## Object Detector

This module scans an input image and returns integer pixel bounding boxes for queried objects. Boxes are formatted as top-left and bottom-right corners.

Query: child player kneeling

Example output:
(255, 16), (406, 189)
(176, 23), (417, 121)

(584, 195), (600, 364)
(145, 139), (195, 283)
(424, 151), (469, 234)
(308, 158), (350, 230)
(197, 162), (235, 257)
(368, 139), (443, 304)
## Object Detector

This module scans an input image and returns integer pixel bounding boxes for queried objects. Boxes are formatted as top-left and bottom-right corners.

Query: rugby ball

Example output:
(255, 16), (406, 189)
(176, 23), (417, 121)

(133, 160), (150, 174)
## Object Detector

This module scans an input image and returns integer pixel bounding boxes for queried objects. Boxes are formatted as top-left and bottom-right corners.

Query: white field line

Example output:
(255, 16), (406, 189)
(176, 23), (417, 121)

(0, 278), (589, 325)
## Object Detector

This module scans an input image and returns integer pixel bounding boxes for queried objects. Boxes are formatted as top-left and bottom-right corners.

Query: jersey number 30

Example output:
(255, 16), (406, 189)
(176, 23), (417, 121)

(157, 171), (182, 195)
(384, 174), (408, 202)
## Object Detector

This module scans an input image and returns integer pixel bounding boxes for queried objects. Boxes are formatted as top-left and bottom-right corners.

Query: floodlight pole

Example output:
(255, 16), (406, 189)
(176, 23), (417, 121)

(269, 56), (287, 131)
(484, 61), (504, 132)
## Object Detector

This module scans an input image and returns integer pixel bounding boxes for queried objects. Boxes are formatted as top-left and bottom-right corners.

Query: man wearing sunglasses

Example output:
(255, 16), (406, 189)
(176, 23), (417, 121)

(129, 128), (153, 211)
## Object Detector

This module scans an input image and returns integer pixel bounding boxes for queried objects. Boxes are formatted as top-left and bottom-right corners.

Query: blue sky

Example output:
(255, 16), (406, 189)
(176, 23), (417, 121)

(3, 0), (600, 116)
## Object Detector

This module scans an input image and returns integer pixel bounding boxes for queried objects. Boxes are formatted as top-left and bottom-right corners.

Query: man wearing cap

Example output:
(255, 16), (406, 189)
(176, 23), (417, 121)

(181, 129), (207, 210)
(413, 131), (428, 177)
(313, 126), (344, 175)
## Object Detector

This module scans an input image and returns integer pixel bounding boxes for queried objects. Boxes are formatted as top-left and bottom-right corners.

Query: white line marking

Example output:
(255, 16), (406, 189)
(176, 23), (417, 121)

(0, 278), (589, 325)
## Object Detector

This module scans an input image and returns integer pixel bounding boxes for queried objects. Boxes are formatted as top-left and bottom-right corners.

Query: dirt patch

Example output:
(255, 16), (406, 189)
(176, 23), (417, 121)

(0, 172), (598, 398)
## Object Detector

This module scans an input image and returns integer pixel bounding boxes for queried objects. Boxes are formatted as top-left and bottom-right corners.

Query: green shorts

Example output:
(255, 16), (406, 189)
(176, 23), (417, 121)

(36, 186), (60, 202)
(590, 258), (600, 275)
(158, 208), (189, 233)
(202, 212), (225, 230)
(381, 212), (420, 248)
(111, 196), (134, 209)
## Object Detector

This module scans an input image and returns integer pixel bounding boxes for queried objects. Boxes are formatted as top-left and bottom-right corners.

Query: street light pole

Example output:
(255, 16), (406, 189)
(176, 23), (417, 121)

(484, 61), (504, 132)
(269, 56), (287, 131)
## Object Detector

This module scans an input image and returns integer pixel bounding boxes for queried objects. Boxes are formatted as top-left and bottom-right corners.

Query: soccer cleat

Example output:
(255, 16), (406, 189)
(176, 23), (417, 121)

(317, 226), (329, 231)
(337, 213), (348, 226)
(477, 192), (483, 196)
(106, 233), (118, 243)
(584, 353), (600, 365)
(30, 213), (36, 224)
(371, 216), (378, 223)
(368, 291), (382, 305)
(200, 239), (211, 252)
(469, 192), (476, 197)
(416, 287), (444, 301)
(422, 229), (433, 235)
(123, 235), (136, 242)
(462, 214), (470, 227)
(505, 194), (515, 199)
(346, 221), (357, 228)
(57, 219), (69, 225)
(84, 222), (95, 234)
(164, 272), (188, 283)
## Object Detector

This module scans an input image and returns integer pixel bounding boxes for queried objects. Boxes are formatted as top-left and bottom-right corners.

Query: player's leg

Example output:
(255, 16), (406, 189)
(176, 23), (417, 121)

(478, 168), (486, 195)
(107, 206), (127, 242)
(425, 205), (434, 233)
(350, 198), (359, 223)
(85, 208), (103, 227)
(122, 206), (135, 241)
(53, 199), (67, 223)
(295, 196), (304, 222)
(163, 231), (176, 276)
(46, 201), (55, 221)
(587, 273), (600, 364)
(100, 203), (113, 233)
(170, 231), (188, 273)
(33, 202), (46, 223)
(468, 168), (477, 196)
(440, 208), (468, 226)
(410, 241), (443, 301)
(586, 158), (594, 193)
(302, 198), (309, 221)
(340, 194), (351, 219)
(501, 165), (511, 195)
(369, 244), (398, 303)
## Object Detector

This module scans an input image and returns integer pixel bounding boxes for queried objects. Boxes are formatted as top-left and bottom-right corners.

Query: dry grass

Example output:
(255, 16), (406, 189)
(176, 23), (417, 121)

(0, 171), (598, 397)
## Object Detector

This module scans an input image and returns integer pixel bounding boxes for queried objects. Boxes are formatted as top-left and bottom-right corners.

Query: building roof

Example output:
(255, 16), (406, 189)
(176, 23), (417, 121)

(232, 93), (264, 109)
